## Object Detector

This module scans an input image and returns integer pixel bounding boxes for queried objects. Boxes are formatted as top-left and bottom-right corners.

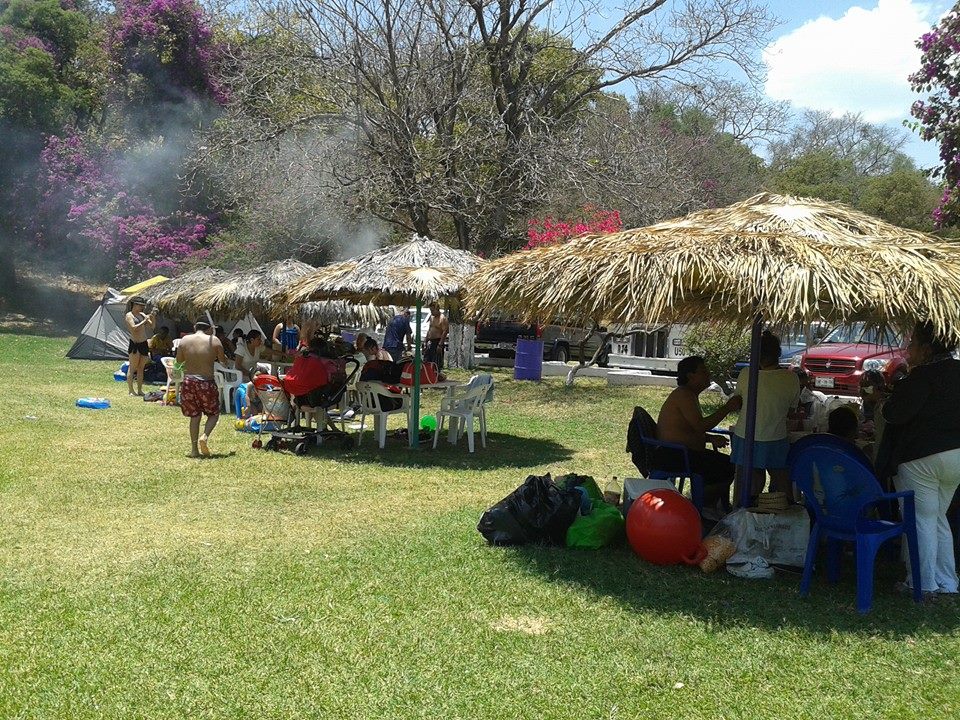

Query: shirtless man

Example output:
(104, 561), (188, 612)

(656, 356), (742, 509)
(124, 296), (156, 396)
(176, 320), (228, 457)
(424, 303), (449, 369)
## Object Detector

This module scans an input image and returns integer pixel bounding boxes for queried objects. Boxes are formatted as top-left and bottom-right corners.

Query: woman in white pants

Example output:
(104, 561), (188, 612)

(881, 321), (960, 595)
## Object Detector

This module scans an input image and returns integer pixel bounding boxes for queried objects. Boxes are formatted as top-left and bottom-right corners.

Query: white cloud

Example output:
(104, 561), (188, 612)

(764, 0), (939, 123)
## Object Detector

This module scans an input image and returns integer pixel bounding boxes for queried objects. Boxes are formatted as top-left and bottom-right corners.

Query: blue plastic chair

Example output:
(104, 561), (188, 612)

(790, 443), (921, 613)
(627, 407), (705, 512)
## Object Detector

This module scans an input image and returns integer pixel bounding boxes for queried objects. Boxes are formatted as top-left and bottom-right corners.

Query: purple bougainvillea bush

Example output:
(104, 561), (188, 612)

(910, 7), (960, 227)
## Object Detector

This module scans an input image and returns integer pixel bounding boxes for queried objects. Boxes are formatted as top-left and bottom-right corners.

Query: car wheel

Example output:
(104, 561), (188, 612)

(553, 346), (569, 363)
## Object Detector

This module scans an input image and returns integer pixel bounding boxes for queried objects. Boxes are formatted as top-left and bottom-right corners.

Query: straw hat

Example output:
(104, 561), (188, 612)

(747, 492), (790, 514)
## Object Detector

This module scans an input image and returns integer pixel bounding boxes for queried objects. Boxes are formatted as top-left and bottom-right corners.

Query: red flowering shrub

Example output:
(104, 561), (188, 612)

(525, 206), (622, 249)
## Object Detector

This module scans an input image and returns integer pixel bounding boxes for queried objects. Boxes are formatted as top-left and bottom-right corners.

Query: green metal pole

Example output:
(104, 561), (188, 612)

(410, 300), (423, 448)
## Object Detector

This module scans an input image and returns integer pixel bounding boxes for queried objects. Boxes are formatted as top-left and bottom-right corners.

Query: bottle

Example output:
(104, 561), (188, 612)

(604, 476), (622, 506)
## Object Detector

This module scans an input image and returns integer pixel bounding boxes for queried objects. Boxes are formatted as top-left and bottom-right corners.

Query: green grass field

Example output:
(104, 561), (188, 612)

(1, 334), (958, 719)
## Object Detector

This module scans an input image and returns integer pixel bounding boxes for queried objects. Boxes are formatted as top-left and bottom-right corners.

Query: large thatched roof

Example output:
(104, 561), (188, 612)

(146, 267), (228, 318)
(193, 259), (317, 315)
(283, 235), (484, 306)
(466, 193), (960, 339)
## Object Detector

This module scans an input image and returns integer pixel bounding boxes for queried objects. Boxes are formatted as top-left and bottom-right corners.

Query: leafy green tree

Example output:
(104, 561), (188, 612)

(859, 160), (941, 231)
(683, 322), (751, 393)
(769, 150), (859, 204)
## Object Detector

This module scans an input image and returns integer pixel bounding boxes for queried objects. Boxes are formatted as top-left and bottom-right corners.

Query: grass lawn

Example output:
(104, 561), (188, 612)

(1, 333), (959, 719)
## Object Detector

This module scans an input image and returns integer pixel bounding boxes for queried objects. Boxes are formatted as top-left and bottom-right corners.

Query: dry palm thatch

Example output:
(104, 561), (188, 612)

(145, 267), (229, 318)
(283, 235), (484, 306)
(466, 194), (960, 340)
(297, 300), (395, 327)
(193, 259), (317, 316)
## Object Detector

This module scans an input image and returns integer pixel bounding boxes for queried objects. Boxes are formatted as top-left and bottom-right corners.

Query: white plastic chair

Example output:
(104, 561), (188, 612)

(214, 361), (243, 413)
(433, 382), (489, 453)
(467, 373), (494, 439)
(355, 381), (411, 449)
(160, 356), (182, 405)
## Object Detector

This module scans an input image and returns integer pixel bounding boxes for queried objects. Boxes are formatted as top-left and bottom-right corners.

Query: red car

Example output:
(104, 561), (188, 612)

(790, 323), (909, 396)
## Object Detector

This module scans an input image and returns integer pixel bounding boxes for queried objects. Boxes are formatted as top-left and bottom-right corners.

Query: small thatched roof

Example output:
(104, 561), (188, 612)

(283, 235), (484, 306)
(146, 267), (229, 318)
(466, 193), (960, 340)
(193, 259), (317, 315)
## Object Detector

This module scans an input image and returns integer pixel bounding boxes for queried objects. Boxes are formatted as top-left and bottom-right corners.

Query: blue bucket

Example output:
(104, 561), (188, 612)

(514, 338), (544, 381)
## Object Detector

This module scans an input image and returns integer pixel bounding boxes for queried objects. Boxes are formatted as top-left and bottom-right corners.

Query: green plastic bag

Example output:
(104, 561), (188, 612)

(561, 476), (625, 550)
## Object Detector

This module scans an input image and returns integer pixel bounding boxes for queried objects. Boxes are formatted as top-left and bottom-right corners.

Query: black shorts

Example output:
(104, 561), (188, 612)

(128, 340), (150, 357)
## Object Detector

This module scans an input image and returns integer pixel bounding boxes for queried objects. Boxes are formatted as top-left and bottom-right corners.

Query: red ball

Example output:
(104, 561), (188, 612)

(625, 489), (705, 565)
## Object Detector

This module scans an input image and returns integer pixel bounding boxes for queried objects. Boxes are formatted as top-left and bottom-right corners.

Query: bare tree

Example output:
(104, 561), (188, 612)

(769, 110), (910, 176)
(269, 0), (774, 249)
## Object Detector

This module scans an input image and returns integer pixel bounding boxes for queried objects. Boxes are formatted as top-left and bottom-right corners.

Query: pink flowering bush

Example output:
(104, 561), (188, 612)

(40, 129), (211, 281)
(108, 0), (226, 104)
(525, 206), (622, 249)
(910, 8), (960, 227)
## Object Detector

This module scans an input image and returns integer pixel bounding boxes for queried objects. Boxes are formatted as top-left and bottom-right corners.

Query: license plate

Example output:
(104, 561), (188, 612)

(815, 376), (835, 389)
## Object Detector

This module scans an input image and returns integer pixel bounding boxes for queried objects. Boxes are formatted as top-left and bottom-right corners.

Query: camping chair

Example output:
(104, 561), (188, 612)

(789, 442), (921, 613)
(214, 362), (243, 413)
(626, 406), (705, 512)
(160, 357), (182, 405)
(433, 382), (489, 453)
(355, 381), (411, 449)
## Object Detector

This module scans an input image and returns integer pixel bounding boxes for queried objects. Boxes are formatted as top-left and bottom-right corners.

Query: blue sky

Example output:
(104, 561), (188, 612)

(761, 0), (953, 167)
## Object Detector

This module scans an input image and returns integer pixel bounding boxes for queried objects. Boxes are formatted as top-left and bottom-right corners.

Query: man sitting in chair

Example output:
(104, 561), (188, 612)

(656, 356), (742, 510)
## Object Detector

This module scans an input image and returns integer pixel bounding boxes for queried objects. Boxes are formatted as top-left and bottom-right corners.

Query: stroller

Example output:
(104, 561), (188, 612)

(254, 356), (360, 455)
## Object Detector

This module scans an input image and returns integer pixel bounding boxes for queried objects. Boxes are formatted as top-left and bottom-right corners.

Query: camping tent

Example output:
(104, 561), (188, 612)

(67, 288), (143, 360)
(67, 288), (265, 360)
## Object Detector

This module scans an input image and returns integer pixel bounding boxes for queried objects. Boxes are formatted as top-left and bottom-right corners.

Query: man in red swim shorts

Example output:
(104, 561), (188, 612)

(175, 320), (228, 457)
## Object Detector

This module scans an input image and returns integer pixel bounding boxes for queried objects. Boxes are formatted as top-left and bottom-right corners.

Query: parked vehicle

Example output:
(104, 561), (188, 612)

(789, 322), (909, 395)
(474, 315), (612, 365)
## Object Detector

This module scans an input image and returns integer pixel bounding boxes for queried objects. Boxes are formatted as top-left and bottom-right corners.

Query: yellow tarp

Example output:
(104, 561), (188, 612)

(121, 276), (169, 295)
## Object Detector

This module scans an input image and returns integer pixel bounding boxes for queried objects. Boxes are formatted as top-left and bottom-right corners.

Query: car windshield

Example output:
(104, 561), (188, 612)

(821, 322), (898, 346)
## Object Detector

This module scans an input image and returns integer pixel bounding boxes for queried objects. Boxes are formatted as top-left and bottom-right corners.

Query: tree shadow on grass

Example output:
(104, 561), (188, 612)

(314, 431), (573, 471)
(501, 542), (960, 637)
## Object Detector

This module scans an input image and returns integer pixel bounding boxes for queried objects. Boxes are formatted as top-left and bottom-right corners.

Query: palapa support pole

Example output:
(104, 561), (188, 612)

(738, 313), (763, 507)
(410, 300), (423, 449)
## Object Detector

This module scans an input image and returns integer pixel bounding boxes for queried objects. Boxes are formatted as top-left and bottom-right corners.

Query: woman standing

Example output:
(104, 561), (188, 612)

(731, 331), (801, 501)
(881, 320), (960, 596)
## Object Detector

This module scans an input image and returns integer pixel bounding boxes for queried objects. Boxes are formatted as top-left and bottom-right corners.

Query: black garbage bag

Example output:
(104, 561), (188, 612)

(477, 473), (582, 546)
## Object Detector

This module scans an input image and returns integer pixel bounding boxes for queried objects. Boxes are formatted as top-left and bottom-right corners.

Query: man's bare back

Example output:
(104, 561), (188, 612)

(657, 387), (709, 451)
(176, 331), (226, 379)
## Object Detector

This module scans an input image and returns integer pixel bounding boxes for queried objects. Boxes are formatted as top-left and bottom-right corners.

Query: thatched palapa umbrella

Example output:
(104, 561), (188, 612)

(466, 193), (960, 503)
(193, 259), (316, 316)
(284, 235), (485, 448)
(146, 267), (229, 318)
(192, 258), (390, 328)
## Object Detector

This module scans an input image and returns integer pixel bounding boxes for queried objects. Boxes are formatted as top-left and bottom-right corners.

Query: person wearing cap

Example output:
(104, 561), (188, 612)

(176, 320), (228, 457)
(124, 296), (156, 396)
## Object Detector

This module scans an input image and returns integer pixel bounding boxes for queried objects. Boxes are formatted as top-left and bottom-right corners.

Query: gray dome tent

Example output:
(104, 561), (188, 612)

(66, 288), (138, 360)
